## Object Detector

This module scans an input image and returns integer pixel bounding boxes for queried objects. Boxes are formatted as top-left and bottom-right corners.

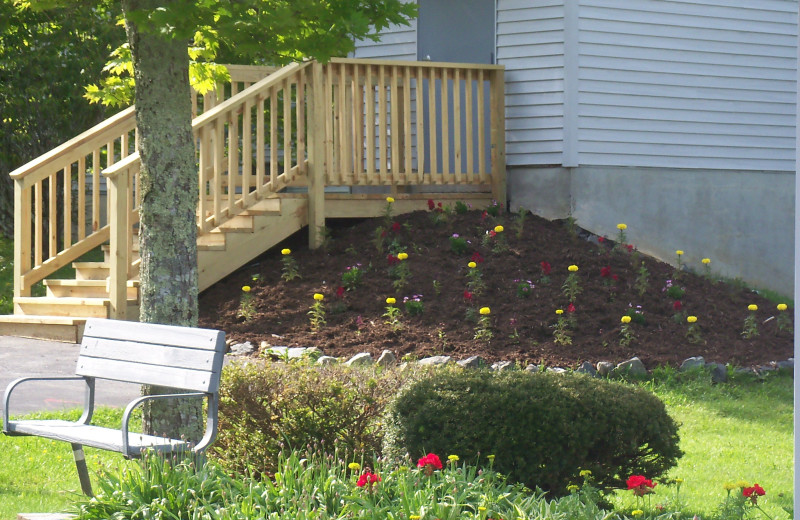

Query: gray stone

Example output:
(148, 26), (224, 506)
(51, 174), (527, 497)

(734, 367), (757, 377)
(547, 367), (567, 374)
(777, 359), (794, 376)
(376, 349), (397, 367)
(525, 363), (542, 372)
(345, 352), (374, 366)
(262, 345), (288, 358)
(316, 356), (338, 366)
(417, 355), (452, 366)
(680, 356), (706, 371)
(457, 355), (487, 369)
(491, 360), (514, 371)
(613, 357), (647, 377)
(706, 362), (727, 383)
(596, 361), (615, 377)
(576, 361), (597, 377)
(229, 341), (255, 356)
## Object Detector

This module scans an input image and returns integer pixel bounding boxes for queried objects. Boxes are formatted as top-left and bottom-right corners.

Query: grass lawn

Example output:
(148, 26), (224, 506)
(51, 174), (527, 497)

(0, 371), (792, 519)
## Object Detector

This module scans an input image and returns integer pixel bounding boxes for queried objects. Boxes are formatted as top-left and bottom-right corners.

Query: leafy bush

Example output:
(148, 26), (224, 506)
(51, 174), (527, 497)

(213, 360), (421, 477)
(383, 370), (682, 495)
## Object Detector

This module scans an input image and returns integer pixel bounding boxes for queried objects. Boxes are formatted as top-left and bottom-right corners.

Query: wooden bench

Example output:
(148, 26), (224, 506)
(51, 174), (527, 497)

(2, 318), (226, 496)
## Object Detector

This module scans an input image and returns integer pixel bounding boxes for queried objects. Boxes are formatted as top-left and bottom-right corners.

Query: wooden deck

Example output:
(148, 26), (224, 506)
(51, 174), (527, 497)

(5, 58), (505, 337)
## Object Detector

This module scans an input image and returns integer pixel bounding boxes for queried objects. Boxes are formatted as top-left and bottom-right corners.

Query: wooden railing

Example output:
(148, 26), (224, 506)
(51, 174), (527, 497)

(12, 59), (505, 319)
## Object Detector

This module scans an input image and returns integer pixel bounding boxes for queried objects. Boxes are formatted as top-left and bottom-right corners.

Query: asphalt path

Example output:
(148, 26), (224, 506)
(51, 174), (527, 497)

(0, 335), (141, 419)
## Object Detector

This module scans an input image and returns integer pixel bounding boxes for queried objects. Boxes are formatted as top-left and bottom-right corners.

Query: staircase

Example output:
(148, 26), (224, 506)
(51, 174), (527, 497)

(2, 58), (506, 342)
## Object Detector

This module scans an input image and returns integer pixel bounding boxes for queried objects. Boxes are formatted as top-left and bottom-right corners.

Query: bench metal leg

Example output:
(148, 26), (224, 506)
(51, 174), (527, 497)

(71, 443), (93, 496)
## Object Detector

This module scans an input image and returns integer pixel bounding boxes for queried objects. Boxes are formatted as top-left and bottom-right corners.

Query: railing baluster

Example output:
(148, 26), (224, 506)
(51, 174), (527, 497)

(378, 65), (388, 182)
(213, 121), (224, 226)
(365, 65), (375, 184)
(270, 87), (278, 190)
(353, 65), (363, 181)
(403, 67), (412, 178)
(78, 156), (86, 240)
(283, 77), (292, 182)
(338, 64), (348, 184)
(465, 69), (474, 183)
(198, 126), (208, 231)
(477, 70), (486, 180)
(227, 109), (238, 217)
(92, 149), (100, 232)
(34, 181), (43, 266)
(390, 66), (399, 181)
(428, 67), (438, 179)
(296, 68), (306, 178)
(242, 100), (252, 206)
(453, 69), (462, 183)
(440, 68), (450, 180)
(324, 64), (334, 184)
(48, 173), (57, 259)
(256, 95), (265, 196)
(415, 66), (425, 184)
(63, 166), (72, 249)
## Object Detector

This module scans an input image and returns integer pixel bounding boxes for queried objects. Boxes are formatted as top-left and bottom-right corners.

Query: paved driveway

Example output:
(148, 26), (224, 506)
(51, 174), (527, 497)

(0, 335), (141, 418)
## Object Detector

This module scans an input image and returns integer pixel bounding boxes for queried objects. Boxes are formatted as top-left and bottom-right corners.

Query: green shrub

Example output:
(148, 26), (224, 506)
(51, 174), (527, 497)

(213, 360), (422, 477)
(383, 370), (682, 495)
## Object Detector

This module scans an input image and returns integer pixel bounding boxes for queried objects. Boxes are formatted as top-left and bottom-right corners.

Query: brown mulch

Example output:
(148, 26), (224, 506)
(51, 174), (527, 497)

(199, 205), (793, 369)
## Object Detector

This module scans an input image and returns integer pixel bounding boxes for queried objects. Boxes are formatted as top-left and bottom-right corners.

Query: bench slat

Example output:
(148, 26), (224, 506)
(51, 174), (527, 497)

(7, 420), (188, 455)
(83, 320), (223, 351)
(76, 357), (220, 392)
(81, 337), (218, 371)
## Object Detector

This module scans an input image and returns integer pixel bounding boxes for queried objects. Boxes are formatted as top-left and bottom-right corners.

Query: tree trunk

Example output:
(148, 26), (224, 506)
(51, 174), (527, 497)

(123, 0), (202, 441)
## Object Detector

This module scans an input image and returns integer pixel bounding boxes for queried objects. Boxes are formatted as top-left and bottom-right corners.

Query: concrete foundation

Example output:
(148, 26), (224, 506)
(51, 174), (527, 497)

(508, 165), (795, 296)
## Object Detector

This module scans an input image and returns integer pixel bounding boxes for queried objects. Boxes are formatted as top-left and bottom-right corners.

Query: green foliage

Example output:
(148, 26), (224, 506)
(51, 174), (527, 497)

(341, 264), (365, 290)
(454, 200), (469, 214)
(449, 234), (469, 255)
(383, 370), (682, 496)
(212, 360), (420, 478)
(0, 236), (13, 314)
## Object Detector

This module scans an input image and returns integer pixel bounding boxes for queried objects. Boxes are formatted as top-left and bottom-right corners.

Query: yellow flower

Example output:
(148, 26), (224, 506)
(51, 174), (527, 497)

(579, 469), (592, 477)
(386, 297), (396, 305)
(676, 250), (684, 256)
(448, 454), (459, 462)
(281, 248), (291, 255)
(494, 225), (504, 233)
(348, 462), (361, 471)
(386, 196), (395, 203)
(621, 315), (632, 324)
(687, 316), (697, 324)
(723, 482), (738, 491)
(242, 285), (251, 293)
(478, 507), (487, 512)
(674, 478), (684, 484)
(410, 516), (421, 520)
(568, 264), (578, 272)
(702, 258), (711, 264)
(556, 309), (564, 315)
(397, 252), (408, 261)
(778, 303), (788, 311)
(567, 484), (579, 492)
(479, 307), (491, 315)
(487, 454), (495, 462)
(617, 223), (627, 230)
(736, 480), (751, 489)
(468, 261), (477, 269)
(313, 293), (324, 301)
(748, 304), (758, 311)
(632, 510), (644, 517)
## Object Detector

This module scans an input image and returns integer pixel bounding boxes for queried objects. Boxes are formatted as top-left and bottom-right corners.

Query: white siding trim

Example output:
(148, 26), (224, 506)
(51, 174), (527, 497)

(562, 0), (579, 167)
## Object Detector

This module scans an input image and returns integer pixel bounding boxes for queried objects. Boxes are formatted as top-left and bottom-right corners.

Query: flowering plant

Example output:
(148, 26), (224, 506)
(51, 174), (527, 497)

(485, 200), (503, 218)
(562, 265), (582, 303)
(627, 474), (657, 496)
(237, 285), (256, 321)
(403, 294), (424, 316)
(383, 196), (395, 224)
(449, 233), (469, 255)
(356, 471), (382, 489)
(308, 293), (326, 331)
(280, 248), (301, 281)
(417, 453), (443, 475)
(686, 315), (702, 344)
(388, 252), (411, 290)
(662, 279), (684, 300)
(742, 304), (759, 339)
(474, 306), (493, 341)
(619, 315), (635, 347)
(776, 303), (792, 333)
(515, 279), (535, 298)
(701, 257), (712, 278)
(614, 223), (629, 253)
(552, 309), (571, 346)
(341, 264), (364, 291)
(383, 297), (402, 332)
(465, 260), (485, 295)
(540, 261), (552, 284)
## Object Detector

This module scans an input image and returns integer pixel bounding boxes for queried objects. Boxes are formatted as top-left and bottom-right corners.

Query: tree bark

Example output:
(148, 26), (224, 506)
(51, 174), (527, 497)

(123, 0), (202, 441)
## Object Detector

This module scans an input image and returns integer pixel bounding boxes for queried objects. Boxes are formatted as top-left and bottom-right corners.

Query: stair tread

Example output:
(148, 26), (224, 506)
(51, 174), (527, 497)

(0, 314), (88, 325)
(44, 279), (139, 287)
(72, 261), (110, 268)
(15, 296), (110, 305)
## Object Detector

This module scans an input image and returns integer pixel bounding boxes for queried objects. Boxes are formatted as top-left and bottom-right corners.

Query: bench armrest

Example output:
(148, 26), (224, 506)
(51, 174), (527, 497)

(121, 392), (218, 457)
(3, 376), (96, 432)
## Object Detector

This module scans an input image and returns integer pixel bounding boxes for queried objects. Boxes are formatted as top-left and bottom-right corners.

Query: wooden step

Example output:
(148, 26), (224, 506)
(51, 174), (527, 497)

(14, 297), (110, 318)
(0, 315), (87, 343)
(102, 244), (140, 263)
(212, 215), (254, 233)
(44, 279), (139, 299)
(72, 261), (110, 280)
(197, 232), (226, 251)
(241, 197), (282, 216)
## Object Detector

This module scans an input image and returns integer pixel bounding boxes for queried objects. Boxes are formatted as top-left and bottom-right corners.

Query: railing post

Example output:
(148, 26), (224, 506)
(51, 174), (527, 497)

(107, 166), (129, 320)
(307, 61), (326, 249)
(489, 67), (507, 207)
(13, 179), (32, 310)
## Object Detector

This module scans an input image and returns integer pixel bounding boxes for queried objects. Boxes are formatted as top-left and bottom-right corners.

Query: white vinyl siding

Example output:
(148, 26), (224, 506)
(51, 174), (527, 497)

(577, 0), (797, 171)
(352, 15), (417, 60)
(496, 0), (565, 166)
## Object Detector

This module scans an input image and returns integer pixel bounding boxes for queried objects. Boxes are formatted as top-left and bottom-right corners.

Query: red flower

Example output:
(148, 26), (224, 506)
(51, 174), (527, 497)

(427, 199), (435, 210)
(612, 274), (619, 281)
(600, 266), (612, 278)
(356, 472), (382, 488)
(481, 210), (488, 220)
(540, 261), (552, 275)
(471, 252), (484, 264)
(625, 244), (634, 252)
(743, 484), (765, 504)
(336, 286), (345, 298)
(673, 300), (682, 310)
(627, 475), (657, 496)
(417, 453), (443, 475)
(463, 290), (474, 302)
(387, 254), (399, 265)
(392, 221), (401, 232)
(381, 230), (388, 238)
(598, 236), (606, 243)
(567, 303), (576, 313)
(489, 230), (497, 238)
